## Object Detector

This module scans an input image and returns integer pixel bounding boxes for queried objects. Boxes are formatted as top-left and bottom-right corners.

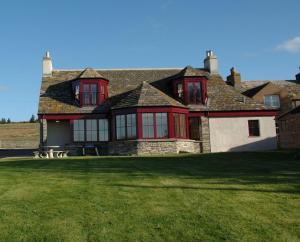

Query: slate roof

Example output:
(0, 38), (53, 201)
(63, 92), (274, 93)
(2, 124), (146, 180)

(38, 66), (274, 114)
(112, 81), (185, 109)
(241, 80), (300, 99)
(78, 68), (105, 79)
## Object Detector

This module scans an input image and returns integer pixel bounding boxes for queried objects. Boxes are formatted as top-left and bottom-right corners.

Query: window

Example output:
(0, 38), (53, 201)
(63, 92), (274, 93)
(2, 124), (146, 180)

(264, 95), (280, 108)
(156, 113), (168, 138)
(116, 114), (137, 140)
(142, 113), (169, 139)
(174, 113), (187, 138)
(86, 119), (97, 141)
(126, 114), (137, 139)
(248, 120), (260, 137)
(142, 113), (154, 138)
(73, 119), (109, 142)
(187, 82), (201, 104)
(83, 83), (98, 105)
(99, 119), (109, 141)
(73, 120), (85, 141)
(180, 114), (186, 137)
(177, 83), (183, 98)
(116, 115), (126, 140)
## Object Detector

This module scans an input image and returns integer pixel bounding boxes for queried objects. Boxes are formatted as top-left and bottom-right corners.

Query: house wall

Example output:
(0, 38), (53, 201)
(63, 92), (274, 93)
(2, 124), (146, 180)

(209, 116), (277, 152)
(47, 120), (71, 148)
(108, 139), (201, 155)
(278, 114), (300, 149)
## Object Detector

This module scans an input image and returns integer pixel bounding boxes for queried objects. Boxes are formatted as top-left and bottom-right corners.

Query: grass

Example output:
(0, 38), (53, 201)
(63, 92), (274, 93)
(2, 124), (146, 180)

(0, 123), (39, 148)
(0, 151), (299, 242)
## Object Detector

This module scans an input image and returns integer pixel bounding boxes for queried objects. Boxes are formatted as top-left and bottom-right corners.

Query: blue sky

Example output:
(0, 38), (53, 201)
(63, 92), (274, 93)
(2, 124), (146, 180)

(0, 0), (299, 121)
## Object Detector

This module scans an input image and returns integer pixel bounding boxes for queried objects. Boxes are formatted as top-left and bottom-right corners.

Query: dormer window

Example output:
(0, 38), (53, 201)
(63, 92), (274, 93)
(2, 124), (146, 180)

(264, 95), (280, 108)
(73, 68), (109, 107)
(188, 81), (201, 104)
(83, 83), (98, 105)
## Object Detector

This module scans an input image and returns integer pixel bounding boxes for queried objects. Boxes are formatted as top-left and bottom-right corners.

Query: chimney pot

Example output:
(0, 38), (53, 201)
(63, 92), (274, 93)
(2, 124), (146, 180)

(204, 50), (218, 74)
(43, 51), (53, 76)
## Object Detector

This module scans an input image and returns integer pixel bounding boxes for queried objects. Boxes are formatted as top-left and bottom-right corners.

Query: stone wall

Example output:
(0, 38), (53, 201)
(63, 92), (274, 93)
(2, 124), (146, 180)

(201, 116), (211, 153)
(278, 113), (300, 149)
(108, 139), (201, 155)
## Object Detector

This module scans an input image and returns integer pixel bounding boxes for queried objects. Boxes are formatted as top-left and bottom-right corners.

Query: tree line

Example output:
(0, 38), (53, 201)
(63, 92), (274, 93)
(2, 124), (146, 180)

(0, 115), (39, 124)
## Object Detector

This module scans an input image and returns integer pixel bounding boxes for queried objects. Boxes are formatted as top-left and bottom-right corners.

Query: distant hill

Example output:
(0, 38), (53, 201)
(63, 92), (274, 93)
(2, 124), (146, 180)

(0, 123), (39, 149)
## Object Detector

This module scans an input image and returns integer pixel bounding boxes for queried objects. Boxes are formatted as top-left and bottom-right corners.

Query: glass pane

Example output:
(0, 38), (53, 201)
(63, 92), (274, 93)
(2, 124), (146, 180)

(91, 84), (97, 92)
(195, 82), (201, 103)
(84, 93), (89, 104)
(180, 114), (186, 138)
(99, 119), (108, 141)
(84, 84), (89, 92)
(116, 115), (126, 139)
(188, 83), (194, 103)
(174, 113), (179, 137)
(142, 113), (154, 138)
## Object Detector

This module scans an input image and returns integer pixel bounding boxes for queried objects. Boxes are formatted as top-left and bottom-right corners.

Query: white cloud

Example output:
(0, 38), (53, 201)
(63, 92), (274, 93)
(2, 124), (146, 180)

(276, 36), (300, 53)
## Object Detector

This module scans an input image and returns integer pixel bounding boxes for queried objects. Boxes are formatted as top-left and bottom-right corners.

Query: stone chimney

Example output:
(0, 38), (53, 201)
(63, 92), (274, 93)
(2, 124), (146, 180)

(204, 50), (218, 74)
(227, 67), (241, 88)
(43, 51), (53, 76)
(296, 67), (300, 83)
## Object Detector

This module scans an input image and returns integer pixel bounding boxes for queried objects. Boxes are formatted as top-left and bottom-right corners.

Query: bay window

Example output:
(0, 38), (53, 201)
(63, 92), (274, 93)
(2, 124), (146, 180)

(116, 115), (126, 140)
(156, 113), (168, 138)
(116, 114), (137, 140)
(142, 113), (154, 138)
(127, 114), (137, 139)
(142, 113), (168, 139)
(174, 113), (187, 138)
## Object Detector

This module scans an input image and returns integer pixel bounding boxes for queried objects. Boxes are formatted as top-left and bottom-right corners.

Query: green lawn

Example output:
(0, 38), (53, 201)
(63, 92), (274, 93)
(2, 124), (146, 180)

(0, 151), (299, 242)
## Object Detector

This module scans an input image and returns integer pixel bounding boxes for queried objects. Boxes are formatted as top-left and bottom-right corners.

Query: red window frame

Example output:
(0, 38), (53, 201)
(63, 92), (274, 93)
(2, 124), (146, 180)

(115, 113), (137, 140)
(248, 120), (260, 137)
(79, 79), (108, 106)
(173, 113), (187, 138)
(173, 77), (208, 105)
(141, 112), (169, 139)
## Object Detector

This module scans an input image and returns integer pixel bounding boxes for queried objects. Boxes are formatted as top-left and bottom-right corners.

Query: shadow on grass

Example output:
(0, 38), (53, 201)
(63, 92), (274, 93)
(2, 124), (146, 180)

(0, 151), (299, 194)
(107, 183), (298, 194)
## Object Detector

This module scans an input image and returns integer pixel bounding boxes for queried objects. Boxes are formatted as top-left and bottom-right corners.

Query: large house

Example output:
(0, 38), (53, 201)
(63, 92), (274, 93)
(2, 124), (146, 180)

(38, 51), (277, 155)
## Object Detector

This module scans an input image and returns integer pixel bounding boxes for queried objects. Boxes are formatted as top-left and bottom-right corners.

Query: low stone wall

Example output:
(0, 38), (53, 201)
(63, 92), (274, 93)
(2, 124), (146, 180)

(108, 139), (201, 155)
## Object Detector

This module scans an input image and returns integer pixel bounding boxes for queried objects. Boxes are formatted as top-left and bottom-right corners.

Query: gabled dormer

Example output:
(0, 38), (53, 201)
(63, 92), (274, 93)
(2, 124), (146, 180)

(173, 66), (208, 105)
(72, 68), (109, 106)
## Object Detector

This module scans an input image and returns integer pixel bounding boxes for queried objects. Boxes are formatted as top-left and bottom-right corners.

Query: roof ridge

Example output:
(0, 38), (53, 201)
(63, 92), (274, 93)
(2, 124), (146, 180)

(53, 67), (184, 72)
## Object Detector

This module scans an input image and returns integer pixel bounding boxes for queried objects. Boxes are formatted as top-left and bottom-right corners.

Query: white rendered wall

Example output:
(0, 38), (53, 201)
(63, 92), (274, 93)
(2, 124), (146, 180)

(209, 116), (277, 152)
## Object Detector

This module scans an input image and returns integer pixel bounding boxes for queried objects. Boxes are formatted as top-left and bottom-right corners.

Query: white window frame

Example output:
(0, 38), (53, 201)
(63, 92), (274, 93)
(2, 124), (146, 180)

(264, 95), (280, 108)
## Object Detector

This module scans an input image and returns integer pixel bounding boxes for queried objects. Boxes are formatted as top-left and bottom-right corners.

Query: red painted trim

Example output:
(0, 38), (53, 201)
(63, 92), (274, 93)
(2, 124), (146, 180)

(208, 111), (278, 117)
(137, 112), (143, 139)
(80, 79), (108, 106)
(168, 112), (174, 138)
(111, 106), (188, 114)
(185, 113), (190, 139)
(40, 114), (108, 120)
